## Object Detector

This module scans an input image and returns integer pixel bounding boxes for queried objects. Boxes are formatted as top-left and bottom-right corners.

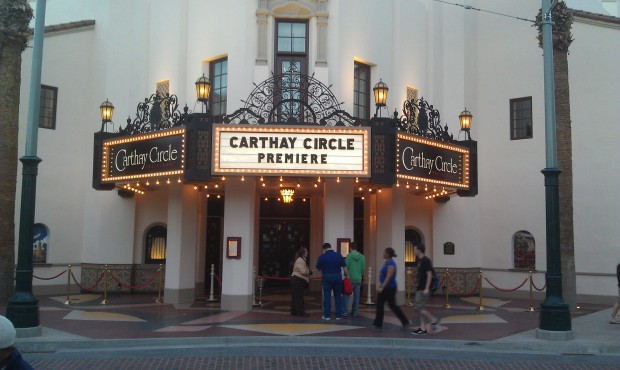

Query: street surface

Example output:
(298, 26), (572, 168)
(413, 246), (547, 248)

(26, 345), (620, 369)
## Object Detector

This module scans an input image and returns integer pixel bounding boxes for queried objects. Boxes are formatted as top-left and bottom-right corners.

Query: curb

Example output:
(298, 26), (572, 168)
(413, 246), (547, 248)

(16, 336), (620, 356)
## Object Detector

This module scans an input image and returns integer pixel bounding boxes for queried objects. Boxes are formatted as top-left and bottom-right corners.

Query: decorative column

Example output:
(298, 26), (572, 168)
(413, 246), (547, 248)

(221, 177), (256, 311)
(323, 178), (354, 246)
(316, 0), (329, 66)
(164, 184), (199, 304)
(375, 187), (406, 304)
(256, 1), (268, 65)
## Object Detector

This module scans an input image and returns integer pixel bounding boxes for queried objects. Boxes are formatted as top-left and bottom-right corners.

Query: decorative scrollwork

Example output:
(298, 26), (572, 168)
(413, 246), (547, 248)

(397, 97), (453, 142)
(224, 63), (362, 126)
(119, 93), (190, 135)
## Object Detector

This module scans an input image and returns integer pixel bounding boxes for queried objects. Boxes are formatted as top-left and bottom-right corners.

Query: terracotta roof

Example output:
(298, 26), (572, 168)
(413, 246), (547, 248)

(571, 9), (620, 25)
(29, 20), (95, 35)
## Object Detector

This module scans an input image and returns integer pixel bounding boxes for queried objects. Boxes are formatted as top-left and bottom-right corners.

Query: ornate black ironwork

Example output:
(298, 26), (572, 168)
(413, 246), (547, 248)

(396, 97), (453, 142)
(224, 63), (363, 126)
(119, 93), (190, 135)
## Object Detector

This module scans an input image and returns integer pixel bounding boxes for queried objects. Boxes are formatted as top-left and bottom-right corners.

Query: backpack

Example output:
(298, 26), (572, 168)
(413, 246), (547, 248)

(430, 268), (439, 292)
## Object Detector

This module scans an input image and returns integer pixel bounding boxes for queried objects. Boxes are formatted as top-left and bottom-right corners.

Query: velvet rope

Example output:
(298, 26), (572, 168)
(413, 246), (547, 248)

(70, 271), (104, 291)
(108, 269), (160, 290)
(483, 276), (529, 292)
(33, 270), (67, 281)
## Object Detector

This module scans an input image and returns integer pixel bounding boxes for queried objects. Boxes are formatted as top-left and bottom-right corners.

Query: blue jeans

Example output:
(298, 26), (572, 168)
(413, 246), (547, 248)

(343, 282), (362, 316)
(322, 273), (343, 318)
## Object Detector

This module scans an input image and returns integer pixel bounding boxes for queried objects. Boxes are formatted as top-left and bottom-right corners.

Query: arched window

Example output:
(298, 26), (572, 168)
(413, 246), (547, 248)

(145, 226), (167, 264)
(33, 223), (49, 264)
(405, 229), (423, 265)
(513, 230), (535, 270)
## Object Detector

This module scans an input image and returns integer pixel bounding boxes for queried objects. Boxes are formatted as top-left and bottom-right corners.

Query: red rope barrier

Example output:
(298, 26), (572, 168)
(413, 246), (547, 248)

(33, 270), (67, 281)
(215, 274), (222, 286)
(257, 275), (292, 281)
(483, 276), (529, 292)
(532, 279), (547, 291)
(448, 277), (480, 295)
(71, 271), (104, 292)
(109, 269), (160, 290)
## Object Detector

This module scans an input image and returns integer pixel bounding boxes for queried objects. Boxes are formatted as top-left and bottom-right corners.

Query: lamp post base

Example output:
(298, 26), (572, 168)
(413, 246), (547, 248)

(536, 328), (573, 341)
(5, 295), (40, 330)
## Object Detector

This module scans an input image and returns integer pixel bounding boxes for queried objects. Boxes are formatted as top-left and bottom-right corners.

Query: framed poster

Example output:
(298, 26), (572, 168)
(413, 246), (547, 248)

(337, 238), (351, 257)
(226, 237), (241, 259)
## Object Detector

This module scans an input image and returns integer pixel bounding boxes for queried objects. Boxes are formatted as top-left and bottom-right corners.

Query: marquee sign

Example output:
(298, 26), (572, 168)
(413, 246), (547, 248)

(100, 128), (185, 182)
(397, 132), (469, 189)
(213, 125), (370, 177)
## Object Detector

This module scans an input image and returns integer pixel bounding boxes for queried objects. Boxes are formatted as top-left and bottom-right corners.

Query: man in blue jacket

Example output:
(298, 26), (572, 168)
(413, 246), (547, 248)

(316, 242), (348, 320)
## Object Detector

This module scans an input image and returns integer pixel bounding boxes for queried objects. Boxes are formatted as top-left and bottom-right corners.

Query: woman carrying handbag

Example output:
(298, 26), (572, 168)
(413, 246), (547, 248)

(291, 247), (311, 317)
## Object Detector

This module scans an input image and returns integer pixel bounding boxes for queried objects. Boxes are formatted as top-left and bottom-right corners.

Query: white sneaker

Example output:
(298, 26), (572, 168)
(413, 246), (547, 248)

(322, 316), (331, 321)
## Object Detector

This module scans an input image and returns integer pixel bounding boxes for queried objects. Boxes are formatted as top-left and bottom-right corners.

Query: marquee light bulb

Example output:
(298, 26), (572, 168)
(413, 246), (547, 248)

(217, 195), (221, 199)
(396, 181), (400, 187)
(177, 178), (181, 183)
(166, 179), (171, 184)
(146, 181), (150, 186)
(262, 183), (265, 187)
(194, 186), (198, 190)
(297, 183), (301, 188)
(358, 187), (362, 191)
(221, 176), (226, 181)
(241, 176), (245, 181)
(280, 176), (283, 182)
(336, 177), (340, 183)
(156, 180), (160, 185)
(302, 198), (306, 202)
(317, 177), (321, 183)
(265, 197), (268, 201)
(361, 196), (365, 200)
(314, 183), (318, 188)
(355, 177), (359, 183)
(204, 185), (208, 189)
(206, 194), (210, 198)
(260, 176), (264, 182)
(214, 184), (219, 188)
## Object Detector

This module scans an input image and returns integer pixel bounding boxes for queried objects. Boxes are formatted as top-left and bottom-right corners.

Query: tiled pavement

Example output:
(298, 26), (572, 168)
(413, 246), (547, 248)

(4, 290), (620, 369)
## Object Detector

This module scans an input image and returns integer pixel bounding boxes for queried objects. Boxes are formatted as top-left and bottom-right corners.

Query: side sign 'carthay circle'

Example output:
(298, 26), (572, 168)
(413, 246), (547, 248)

(101, 128), (185, 182)
(213, 125), (370, 177)
(396, 133), (470, 189)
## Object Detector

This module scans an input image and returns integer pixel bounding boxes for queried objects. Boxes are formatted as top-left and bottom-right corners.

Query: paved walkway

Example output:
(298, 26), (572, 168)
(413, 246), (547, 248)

(5, 291), (618, 357)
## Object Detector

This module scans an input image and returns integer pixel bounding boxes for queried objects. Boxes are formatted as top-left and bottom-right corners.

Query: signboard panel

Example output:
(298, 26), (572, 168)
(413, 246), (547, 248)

(397, 133), (469, 189)
(101, 128), (185, 182)
(213, 125), (370, 177)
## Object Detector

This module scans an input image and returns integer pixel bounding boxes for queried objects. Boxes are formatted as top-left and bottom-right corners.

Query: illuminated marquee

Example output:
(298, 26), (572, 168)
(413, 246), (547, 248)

(397, 133), (470, 189)
(213, 125), (370, 177)
(101, 128), (185, 182)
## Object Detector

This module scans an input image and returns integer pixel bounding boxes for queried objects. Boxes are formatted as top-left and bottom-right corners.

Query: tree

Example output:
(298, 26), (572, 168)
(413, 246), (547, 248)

(536, 1), (576, 311)
(0, 0), (33, 304)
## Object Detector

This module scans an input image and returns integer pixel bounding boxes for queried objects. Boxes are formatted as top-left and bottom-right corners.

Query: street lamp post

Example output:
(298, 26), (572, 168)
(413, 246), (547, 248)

(5, 0), (47, 335)
(537, 0), (572, 338)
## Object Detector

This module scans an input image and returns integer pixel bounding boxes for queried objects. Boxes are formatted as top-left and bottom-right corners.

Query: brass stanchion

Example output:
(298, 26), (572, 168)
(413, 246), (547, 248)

(476, 270), (485, 311)
(444, 268), (451, 309)
(363, 267), (374, 305)
(155, 264), (163, 304)
(406, 267), (413, 306)
(252, 266), (261, 307)
(64, 264), (72, 305)
(206, 264), (218, 302)
(101, 264), (109, 305)
(527, 270), (536, 312)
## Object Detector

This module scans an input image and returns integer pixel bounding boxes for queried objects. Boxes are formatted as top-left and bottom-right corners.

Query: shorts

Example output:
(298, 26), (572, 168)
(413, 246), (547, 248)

(414, 290), (427, 311)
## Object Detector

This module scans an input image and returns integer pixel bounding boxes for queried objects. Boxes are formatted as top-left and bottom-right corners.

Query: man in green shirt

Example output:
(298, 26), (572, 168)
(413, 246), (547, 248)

(343, 242), (365, 317)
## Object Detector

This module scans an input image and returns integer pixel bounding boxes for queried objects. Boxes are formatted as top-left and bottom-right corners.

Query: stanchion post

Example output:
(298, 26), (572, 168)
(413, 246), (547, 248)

(527, 270), (536, 312)
(444, 268), (451, 309)
(364, 266), (374, 305)
(155, 264), (163, 304)
(257, 277), (264, 306)
(476, 270), (485, 311)
(101, 265), (109, 305)
(252, 266), (260, 307)
(206, 264), (218, 302)
(64, 264), (72, 305)
(406, 267), (413, 306)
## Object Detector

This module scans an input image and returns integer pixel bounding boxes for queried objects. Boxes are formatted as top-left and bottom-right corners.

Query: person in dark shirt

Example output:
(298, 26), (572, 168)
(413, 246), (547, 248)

(0, 315), (34, 370)
(610, 263), (620, 324)
(316, 242), (348, 320)
(410, 243), (440, 336)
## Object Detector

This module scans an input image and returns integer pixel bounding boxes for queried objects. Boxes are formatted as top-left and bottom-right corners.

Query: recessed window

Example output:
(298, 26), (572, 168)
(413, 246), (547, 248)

(353, 62), (371, 120)
(510, 97), (532, 140)
(33, 223), (49, 264)
(513, 230), (535, 270)
(145, 226), (167, 264)
(210, 58), (228, 116)
(39, 85), (58, 130)
(277, 21), (307, 53)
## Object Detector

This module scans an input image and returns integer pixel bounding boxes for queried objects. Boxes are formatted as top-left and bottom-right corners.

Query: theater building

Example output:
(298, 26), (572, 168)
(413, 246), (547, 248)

(17, 0), (620, 309)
